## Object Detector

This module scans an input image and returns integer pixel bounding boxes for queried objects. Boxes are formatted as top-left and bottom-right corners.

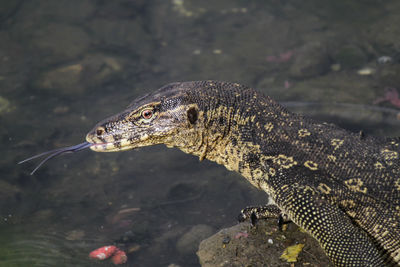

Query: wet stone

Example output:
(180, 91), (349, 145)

(368, 8), (400, 53)
(30, 209), (54, 223)
(333, 44), (368, 69)
(65, 229), (85, 241)
(176, 224), (214, 255)
(222, 236), (231, 244)
(30, 23), (91, 64)
(15, 0), (95, 23)
(0, 1), (20, 21)
(378, 65), (400, 87)
(88, 19), (154, 57)
(289, 42), (331, 78)
(197, 220), (332, 267)
(0, 180), (20, 201)
(34, 54), (124, 95)
(0, 96), (12, 115)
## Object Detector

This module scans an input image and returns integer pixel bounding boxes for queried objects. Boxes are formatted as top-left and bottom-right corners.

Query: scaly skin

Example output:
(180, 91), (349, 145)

(86, 81), (400, 266)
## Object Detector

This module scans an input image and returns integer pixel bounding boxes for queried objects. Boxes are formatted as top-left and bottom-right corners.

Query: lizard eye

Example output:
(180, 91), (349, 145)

(141, 109), (153, 120)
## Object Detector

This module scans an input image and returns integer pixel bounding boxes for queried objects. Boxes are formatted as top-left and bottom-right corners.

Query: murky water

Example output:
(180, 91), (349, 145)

(1, 0), (400, 266)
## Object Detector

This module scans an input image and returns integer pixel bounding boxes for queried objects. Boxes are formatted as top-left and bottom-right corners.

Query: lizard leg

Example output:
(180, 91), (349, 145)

(273, 183), (387, 266)
(238, 204), (290, 228)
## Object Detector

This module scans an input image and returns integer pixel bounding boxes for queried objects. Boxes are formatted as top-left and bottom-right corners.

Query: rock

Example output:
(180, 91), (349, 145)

(36, 63), (84, 94)
(286, 71), (375, 104)
(332, 44), (368, 69)
(367, 3), (400, 54)
(34, 54), (124, 95)
(31, 209), (54, 223)
(378, 65), (400, 88)
(65, 229), (85, 241)
(197, 220), (332, 267)
(88, 18), (154, 57)
(95, 0), (147, 19)
(0, 96), (12, 115)
(0, 180), (20, 200)
(0, 32), (30, 94)
(30, 23), (91, 63)
(0, 1), (20, 21)
(15, 0), (95, 23)
(176, 224), (214, 255)
(289, 42), (330, 78)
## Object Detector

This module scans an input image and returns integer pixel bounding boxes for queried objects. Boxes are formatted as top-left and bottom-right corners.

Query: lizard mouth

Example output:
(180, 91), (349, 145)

(85, 131), (142, 152)
(88, 140), (136, 152)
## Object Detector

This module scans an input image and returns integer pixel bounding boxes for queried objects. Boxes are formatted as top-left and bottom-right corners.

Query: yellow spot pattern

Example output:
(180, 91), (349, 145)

(327, 155), (336, 162)
(304, 160), (318, 171)
(317, 183), (331, 194)
(298, 128), (311, 137)
(268, 154), (298, 169)
(341, 199), (356, 209)
(381, 149), (398, 161)
(374, 161), (385, 170)
(331, 138), (344, 150)
(395, 178), (400, 191)
(268, 167), (276, 176)
(264, 122), (274, 132)
(344, 178), (367, 194)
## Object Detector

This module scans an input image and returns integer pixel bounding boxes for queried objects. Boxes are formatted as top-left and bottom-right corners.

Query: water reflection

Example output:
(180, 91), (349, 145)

(1, 0), (400, 266)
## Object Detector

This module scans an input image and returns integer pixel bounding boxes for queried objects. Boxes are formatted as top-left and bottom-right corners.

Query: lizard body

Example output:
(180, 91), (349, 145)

(86, 81), (400, 266)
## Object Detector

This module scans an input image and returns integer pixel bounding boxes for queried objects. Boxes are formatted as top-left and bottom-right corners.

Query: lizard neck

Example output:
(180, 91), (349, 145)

(176, 88), (292, 189)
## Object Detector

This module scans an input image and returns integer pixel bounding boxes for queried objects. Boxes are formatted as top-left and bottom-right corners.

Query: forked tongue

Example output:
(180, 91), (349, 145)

(18, 142), (92, 175)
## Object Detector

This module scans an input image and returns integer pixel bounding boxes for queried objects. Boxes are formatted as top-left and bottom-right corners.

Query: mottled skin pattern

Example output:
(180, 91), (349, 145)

(86, 81), (400, 266)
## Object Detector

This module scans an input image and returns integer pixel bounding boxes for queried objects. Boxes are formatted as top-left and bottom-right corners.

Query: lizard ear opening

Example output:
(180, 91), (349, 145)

(187, 107), (198, 124)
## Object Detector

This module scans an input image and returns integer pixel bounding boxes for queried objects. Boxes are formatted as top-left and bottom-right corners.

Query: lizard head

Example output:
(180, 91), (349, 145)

(86, 82), (204, 153)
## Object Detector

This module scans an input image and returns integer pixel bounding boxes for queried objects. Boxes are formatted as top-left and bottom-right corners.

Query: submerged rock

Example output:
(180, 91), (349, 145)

(0, 180), (20, 200)
(176, 224), (214, 255)
(65, 229), (85, 241)
(30, 24), (91, 63)
(14, 0), (95, 24)
(34, 54), (124, 95)
(0, 96), (13, 115)
(289, 42), (331, 78)
(333, 44), (368, 69)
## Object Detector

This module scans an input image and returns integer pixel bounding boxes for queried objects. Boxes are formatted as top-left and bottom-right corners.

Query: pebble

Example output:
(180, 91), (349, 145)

(222, 236), (231, 244)
(111, 250), (127, 265)
(377, 56), (392, 64)
(331, 63), (341, 72)
(53, 106), (70, 114)
(65, 229), (85, 240)
(0, 96), (12, 115)
(288, 42), (330, 78)
(357, 67), (375, 75)
(89, 246), (117, 260)
(31, 24), (91, 63)
(89, 245), (127, 265)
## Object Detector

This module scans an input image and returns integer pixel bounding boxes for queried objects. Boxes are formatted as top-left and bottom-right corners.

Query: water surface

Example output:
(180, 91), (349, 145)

(1, 0), (400, 266)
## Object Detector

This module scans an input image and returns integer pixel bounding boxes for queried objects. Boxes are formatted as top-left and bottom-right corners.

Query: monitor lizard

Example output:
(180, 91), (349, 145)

(26, 81), (400, 266)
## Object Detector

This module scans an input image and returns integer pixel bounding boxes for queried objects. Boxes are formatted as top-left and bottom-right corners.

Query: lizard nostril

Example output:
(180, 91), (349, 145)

(96, 127), (105, 136)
